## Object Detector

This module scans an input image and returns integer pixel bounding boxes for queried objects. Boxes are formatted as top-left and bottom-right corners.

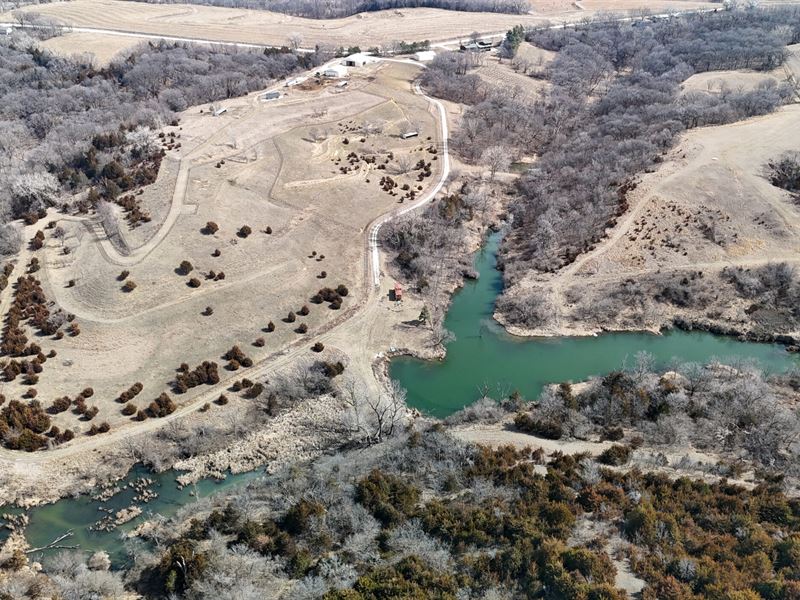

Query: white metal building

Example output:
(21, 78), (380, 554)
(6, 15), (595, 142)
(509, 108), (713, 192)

(343, 53), (376, 67)
(413, 51), (436, 62)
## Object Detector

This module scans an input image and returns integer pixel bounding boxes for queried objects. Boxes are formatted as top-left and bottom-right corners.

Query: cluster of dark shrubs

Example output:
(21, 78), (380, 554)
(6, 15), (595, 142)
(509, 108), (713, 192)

(116, 382), (144, 404)
(86, 422), (111, 436)
(223, 346), (253, 370)
(231, 378), (264, 398)
(0, 263), (12, 293)
(114, 190), (153, 226)
(513, 412), (563, 439)
(310, 284), (348, 309)
(148, 392), (176, 418)
(174, 361), (220, 393)
(1, 277), (52, 358)
(0, 399), (51, 451)
(597, 444), (632, 466)
(29, 230), (45, 251)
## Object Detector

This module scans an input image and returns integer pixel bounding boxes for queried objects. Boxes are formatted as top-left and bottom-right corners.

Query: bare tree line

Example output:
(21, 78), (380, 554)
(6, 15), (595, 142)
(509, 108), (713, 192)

(125, 0), (530, 19)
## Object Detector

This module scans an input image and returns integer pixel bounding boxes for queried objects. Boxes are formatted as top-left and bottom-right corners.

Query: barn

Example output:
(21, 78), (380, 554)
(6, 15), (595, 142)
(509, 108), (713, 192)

(343, 53), (375, 67)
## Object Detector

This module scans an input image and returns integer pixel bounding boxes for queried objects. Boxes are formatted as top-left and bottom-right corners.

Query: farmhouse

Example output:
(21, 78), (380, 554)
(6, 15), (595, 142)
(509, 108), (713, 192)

(323, 64), (348, 78)
(461, 40), (492, 52)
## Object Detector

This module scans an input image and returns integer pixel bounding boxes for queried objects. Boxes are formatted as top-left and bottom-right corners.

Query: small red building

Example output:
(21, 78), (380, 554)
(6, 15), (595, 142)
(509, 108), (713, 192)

(393, 282), (403, 301)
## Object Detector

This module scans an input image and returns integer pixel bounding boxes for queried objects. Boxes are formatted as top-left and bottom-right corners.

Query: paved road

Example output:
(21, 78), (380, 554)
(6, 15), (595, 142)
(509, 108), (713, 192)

(1, 8), (717, 54)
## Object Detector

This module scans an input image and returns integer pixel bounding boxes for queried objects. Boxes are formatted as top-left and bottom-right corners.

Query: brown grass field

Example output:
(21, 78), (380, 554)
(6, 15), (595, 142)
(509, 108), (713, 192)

(501, 58), (800, 338)
(2, 61), (444, 437)
(37, 31), (141, 65)
(6, 0), (718, 49)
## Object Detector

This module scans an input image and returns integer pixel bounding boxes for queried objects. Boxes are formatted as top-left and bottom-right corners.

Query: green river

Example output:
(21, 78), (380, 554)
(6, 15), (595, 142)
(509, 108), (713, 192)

(391, 232), (800, 416)
(4, 231), (799, 564)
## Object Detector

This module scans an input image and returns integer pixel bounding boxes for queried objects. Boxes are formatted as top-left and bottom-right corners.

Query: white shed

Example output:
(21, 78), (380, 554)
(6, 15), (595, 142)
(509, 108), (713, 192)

(323, 64), (348, 78)
(413, 51), (436, 62)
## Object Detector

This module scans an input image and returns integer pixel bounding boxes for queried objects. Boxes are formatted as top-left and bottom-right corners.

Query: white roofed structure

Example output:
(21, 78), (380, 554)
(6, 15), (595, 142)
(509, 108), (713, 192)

(413, 51), (436, 62)
(323, 64), (348, 78)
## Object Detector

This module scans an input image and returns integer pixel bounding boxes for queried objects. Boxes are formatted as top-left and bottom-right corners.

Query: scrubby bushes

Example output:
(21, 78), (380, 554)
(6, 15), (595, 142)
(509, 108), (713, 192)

(513, 412), (563, 439)
(597, 444), (631, 466)
(0, 400), (51, 451)
(148, 393), (176, 418)
(520, 360), (800, 473)
(203, 221), (219, 235)
(178, 260), (193, 275)
(48, 397), (71, 414)
(312, 285), (349, 309)
(173, 361), (220, 393)
(223, 346), (253, 369)
(768, 151), (800, 198)
(116, 382), (143, 403)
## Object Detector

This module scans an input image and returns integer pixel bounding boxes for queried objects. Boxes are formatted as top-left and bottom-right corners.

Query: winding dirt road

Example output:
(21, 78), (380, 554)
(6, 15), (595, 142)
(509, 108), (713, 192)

(0, 59), (446, 465)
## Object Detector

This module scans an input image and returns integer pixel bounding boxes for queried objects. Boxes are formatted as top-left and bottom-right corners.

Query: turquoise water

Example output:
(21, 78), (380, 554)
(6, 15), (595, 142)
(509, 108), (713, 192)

(6, 231), (799, 563)
(1, 466), (261, 566)
(390, 232), (800, 417)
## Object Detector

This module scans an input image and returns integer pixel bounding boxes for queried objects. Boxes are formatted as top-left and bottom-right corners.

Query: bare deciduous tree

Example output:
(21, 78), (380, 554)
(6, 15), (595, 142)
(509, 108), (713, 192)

(480, 146), (511, 181)
(341, 379), (407, 444)
(0, 223), (22, 256)
(288, 32), (303, 51)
